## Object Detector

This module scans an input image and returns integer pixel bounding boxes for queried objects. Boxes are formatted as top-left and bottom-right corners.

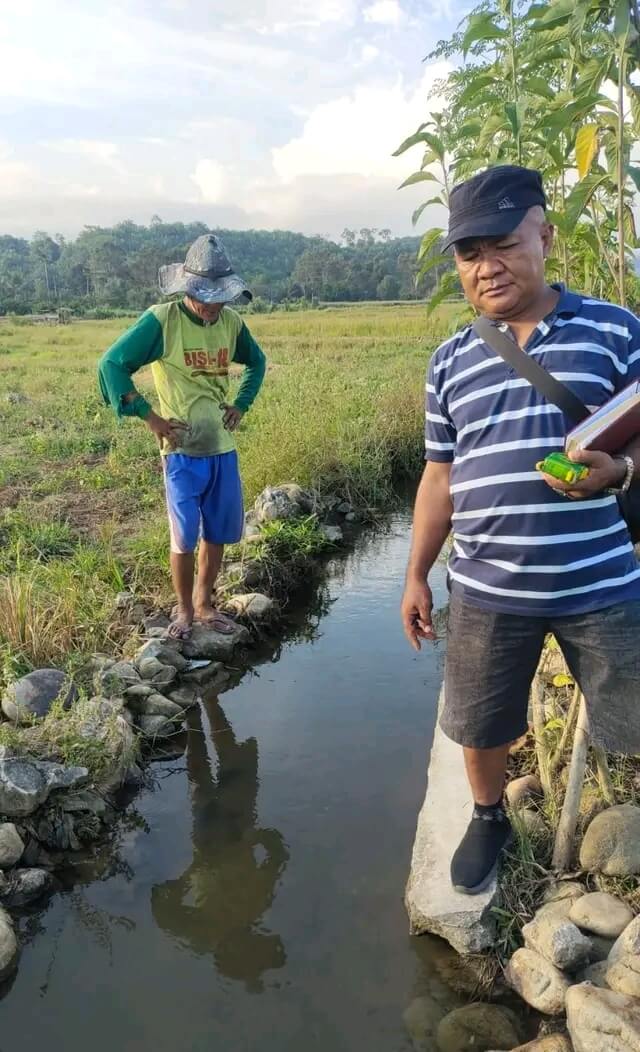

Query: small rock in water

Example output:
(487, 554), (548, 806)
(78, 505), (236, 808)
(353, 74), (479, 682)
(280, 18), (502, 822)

(403, 989), (460, 1049)
(2, 669), (77, 725)
(523, 908), (592, 972)
(504, 947), (569, 1016)
(226, 592), (277, 621)
(320, 524), (343, 544)
(435, 1003), (521, 1052)
(579, 803), (640, 876)
(181, 661), (230, 689)
(0, 908), (18, 981)
(137, 715), (177, 739)
(506, 775), (543, 809)
(609, 914), (640, 964)
(606, 954), (640, 998)
(569, 892), (634, 939)
(542, 880), (585, 906)
(0, 750), (88, 817)
(0, 824), (24, 869)
(566, 982), (640, 1052)
(0, 868), (52, 907)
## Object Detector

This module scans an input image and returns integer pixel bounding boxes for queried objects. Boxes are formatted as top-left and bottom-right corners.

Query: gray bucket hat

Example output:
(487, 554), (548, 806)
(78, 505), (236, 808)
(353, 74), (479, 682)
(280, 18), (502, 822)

(158, 234), (252, 305)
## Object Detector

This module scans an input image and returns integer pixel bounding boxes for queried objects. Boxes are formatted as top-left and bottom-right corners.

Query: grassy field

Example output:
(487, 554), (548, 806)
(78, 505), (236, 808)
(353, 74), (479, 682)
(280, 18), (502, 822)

(0, 302), (467, 687)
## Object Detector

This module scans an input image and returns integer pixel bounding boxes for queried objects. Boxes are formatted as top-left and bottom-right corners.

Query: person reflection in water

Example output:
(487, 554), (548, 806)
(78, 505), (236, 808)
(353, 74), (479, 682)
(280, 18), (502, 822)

(151, 698), (288, 992)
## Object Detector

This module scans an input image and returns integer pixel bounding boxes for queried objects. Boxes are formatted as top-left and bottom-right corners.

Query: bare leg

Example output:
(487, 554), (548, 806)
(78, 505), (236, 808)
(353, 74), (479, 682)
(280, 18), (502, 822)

(463, 744), (510, 805)
(169, 551), (195, 638)
(193, 541), (233, 631)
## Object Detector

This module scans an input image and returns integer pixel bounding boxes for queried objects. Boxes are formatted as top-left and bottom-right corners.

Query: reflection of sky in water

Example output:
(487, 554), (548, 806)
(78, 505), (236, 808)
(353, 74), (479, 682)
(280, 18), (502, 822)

(2, 515), (463, 1052)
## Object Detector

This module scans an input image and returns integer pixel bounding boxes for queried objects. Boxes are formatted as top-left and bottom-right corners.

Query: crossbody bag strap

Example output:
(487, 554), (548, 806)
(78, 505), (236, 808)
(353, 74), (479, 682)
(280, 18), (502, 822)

(472, 315), (590, 425)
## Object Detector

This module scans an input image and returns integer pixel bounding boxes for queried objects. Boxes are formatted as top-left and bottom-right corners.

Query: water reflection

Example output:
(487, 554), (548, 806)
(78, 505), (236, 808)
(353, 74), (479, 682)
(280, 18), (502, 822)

(151, 697), (289, 992)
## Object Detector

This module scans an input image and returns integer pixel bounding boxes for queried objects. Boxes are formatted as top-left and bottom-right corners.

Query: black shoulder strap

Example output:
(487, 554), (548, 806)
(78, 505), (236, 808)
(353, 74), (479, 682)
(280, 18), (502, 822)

(472, 315), (589, 425)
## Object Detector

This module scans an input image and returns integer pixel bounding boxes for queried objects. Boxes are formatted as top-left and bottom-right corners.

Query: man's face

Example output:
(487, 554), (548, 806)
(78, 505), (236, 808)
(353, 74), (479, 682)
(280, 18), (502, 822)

(453, 209), (554, 319)
(185, 296), (224, 323)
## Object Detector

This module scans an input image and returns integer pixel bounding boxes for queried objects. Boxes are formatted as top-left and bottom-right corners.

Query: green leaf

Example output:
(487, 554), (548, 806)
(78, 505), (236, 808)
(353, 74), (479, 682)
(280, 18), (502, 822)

(576, 124), (599, 179)
(561, 174), (609, 234)
(421, 132), (446, 162)
(425, 271), (460, 316)
(412, 200), (445, 226)
(524, 76), (556, 101)
(628, 165), (640, 193)
(479, 111), (510, 149)
(458, 74), (497, 107)
(392, 128), (429, 157)
(529, 0), (575, 28)
(457, 120), (483, 140)
(420, 149), (438, 170)
(417, 228), (444, 262)
(462, 12), (507, 55)
(398, 171), (438, 190)
(574, 57), (610, 98)
(417, 254), (449, 281)
(624, 204), (638, 247)
(614, 0), (631, 41)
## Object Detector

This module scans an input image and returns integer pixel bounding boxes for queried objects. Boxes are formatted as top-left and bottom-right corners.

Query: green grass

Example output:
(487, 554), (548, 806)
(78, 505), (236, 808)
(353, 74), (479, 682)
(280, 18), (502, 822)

(0, 303), (466, 688)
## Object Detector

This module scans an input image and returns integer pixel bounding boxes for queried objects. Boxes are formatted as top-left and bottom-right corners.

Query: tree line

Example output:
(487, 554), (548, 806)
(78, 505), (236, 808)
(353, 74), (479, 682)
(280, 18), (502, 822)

(398, 0), (640, 313)
(0, 219), (440, 315)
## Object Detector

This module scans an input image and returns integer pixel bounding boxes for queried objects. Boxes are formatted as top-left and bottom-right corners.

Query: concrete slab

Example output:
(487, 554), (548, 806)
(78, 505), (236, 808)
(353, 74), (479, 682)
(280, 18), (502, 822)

(405, 688), (498, 955)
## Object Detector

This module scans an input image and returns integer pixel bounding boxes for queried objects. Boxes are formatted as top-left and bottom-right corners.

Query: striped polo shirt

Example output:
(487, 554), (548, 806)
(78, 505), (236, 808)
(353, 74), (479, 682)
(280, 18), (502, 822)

(425, 286), (640, 615)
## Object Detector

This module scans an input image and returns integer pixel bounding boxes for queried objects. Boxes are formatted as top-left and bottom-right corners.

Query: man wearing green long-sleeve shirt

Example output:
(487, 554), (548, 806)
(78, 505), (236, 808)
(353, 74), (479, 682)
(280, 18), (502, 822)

(98, 234), (266, 640)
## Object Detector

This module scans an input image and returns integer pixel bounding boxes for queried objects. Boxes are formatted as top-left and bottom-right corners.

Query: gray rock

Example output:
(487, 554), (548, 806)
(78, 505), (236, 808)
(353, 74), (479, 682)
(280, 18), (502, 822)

(320, 524), (343, 543)
(222, 560), (263, 591)
(345, 512), (356, 522)
(436, 1003), (521, 1052)
(143, 612), (170, 634)
(543, 881), (585, 906)
(244, 523), (261, 540)
(226, 592), (278, 621)
(74, 698), (137, 788)
(569, 893), (634, 939)
(2, 669), (78, 724)
(0, 908), (18, 981)
(123, 683), (154, 699)
(128, 693), (184, 721)
(254, 483), (314, 523)
(0, 749), (88, 816)
(505, 947), (570, 1015)
(137, 656), (169, 681)
(150, 666), (178, 691)
(137, 715), (178, 739)
(506, 775), (543, 809)
(0, 867), (51, 907)
(579, 804), (640, 876)
(403, 985), (462, 1049)
(168, 685), (201, 710)
(135, 639), (188, 672)
(98, 661), (141, 696)
(61, 789), (109, 818)
(406, 692), (498, 955)
(337, 501), (352, 514)
(0, 824), (24, 869)
(609, 915), (640, 964)
(86, 655), (115, 672)
(181, 661), (231, 690)
(588, 934), (616, 962)
(182, 622), (250, 662)
(523, 910), (592, 972)
(566, 981), (640, 1052)
(606, 954), (640, 998)
(577, 960), (610, 988)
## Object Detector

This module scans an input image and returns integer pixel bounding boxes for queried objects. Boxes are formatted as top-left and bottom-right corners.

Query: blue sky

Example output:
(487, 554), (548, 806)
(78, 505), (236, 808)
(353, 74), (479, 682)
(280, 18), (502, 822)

(0, 0), (471, 239)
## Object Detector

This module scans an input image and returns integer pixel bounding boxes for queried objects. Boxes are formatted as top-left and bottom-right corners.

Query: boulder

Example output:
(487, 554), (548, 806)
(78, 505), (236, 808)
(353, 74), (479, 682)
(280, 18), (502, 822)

(504, 947), (570, 1015)
(577, 960), (609, 988)
(2, 669), (78, 725)
(606, 955), (640, 998)
(254, 483), (314, 523)
(137, 715), (178, 739)
(0, 748), (88, 816)
(436, 1003), (521, 1052)
(182, 622), (250, 662)
(167, 685), (201, 710)
(569, 893), (634, 939)
(0, 908), (18, 981)
(0, 867), (51, 907)
(609, 915), (640, 964)
(566, 982), (640, 1052)
(320, 524), (343, 543)
(523, 909), (592, 972)
(135, 639), (188, 672)
(98, 661), (141, 696)
(0, 824), (24, 869)
(543, 881), (585, 906)
(506, 775), (543, 810)
(127, 693), (184, 721)
(579, 804), (640, 876)
(225, 592), (278, 621)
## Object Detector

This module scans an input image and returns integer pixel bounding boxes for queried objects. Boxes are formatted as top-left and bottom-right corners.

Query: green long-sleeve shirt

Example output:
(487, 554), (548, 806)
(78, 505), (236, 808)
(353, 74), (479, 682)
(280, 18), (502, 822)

(98, 300), (266, 456)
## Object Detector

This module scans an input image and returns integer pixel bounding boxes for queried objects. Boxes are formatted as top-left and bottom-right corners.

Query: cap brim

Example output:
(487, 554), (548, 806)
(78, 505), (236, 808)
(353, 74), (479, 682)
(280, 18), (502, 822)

(158, 263), (253, 304)
(441, 208), (528, 253)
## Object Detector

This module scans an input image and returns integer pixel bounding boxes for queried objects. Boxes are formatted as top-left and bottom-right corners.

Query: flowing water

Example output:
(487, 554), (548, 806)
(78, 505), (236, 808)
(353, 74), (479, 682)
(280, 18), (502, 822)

(0, 515), (483, 1051)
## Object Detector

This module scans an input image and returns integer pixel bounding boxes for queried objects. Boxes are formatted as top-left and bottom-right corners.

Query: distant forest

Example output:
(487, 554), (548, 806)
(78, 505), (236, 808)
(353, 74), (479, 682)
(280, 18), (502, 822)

(0, 219), (443, 315)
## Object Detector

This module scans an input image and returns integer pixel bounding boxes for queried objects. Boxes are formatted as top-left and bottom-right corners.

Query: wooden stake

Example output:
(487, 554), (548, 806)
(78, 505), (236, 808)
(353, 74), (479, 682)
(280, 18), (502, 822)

(552, 695), (589, 873)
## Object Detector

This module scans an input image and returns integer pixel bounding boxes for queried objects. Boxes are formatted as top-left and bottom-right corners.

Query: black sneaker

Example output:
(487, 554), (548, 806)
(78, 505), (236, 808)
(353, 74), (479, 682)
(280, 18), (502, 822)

(450, 805), (512, 895)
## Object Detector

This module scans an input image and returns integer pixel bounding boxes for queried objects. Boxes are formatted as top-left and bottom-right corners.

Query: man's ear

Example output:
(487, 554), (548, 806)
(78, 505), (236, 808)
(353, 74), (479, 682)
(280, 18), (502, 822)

(542, 223), (555, 259)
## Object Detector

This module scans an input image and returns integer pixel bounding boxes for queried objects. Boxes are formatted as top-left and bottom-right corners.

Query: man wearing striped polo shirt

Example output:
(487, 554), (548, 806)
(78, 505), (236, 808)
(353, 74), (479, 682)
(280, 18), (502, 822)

(401, 165), (640, 894)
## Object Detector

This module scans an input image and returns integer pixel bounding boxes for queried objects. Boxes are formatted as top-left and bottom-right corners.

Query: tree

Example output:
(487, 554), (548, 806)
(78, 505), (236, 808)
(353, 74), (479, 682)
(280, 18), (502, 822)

(31, 232), (61, 301)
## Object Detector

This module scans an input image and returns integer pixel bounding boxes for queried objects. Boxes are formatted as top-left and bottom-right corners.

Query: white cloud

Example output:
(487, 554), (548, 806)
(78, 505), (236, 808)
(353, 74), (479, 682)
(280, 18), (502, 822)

(271, 63), (449, 182)
(191, 160), (230, 203)
(361, 44), (380, 62)
(363, 1), (405, 26)
(48, 140), (124, 172)
(0, 142), (35, 197)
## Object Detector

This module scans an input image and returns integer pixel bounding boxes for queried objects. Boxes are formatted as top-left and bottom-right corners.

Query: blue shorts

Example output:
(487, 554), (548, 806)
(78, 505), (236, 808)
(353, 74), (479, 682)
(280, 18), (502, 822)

(163, 451), (244, 554)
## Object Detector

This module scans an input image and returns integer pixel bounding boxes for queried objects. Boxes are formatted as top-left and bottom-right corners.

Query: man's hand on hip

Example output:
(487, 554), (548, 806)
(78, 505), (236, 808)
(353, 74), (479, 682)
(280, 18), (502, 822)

(145, 410), (188, 449)
(541, 448), (626, 500)
(401, 576), (437, 651)
(221, 404), (244, 432)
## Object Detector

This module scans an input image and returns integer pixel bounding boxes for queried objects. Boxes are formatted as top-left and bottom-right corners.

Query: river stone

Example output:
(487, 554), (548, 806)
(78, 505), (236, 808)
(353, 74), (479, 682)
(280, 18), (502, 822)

(61, 788), (109, 818)
(0, 908), (18, 981)
(74, 698), (137, 788)
(523, 909), (592, 972)
(123, 683), (153, 699)
(150, 665), (178, 691)
(2, 669), (77, 725)
(403, 985), (461, 1049)
(506, 775), (543, 809)
(436, 1003), (521, 1052)
(128, 693), (184, 721)
(0, 867), (51, 907)
(569, 892), (634, 939)
(504, 947), (569, 1015)
(543, 881), (585, 906)
(577, 960), (610, 988)
(566, 981), (640, 1052)
(606, 954), (640, 998)
(588, 934), (616, 962)
(137, 715), (177, 739)
(135, 639), (188, 672)
(226, 592), (278, 621)
(181, 661), (231, 690)
(98, 661), (141, 696)
(182, 622), (250, 662)
(579, 804), (640, 876)
(0, 749), (88, 816)
(0, 824), (24, 868)
(320, 524), (343, 543)
(609, 915), (640, 964)
(167, 685), (201, 710)
(254, 483), (314, 523)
